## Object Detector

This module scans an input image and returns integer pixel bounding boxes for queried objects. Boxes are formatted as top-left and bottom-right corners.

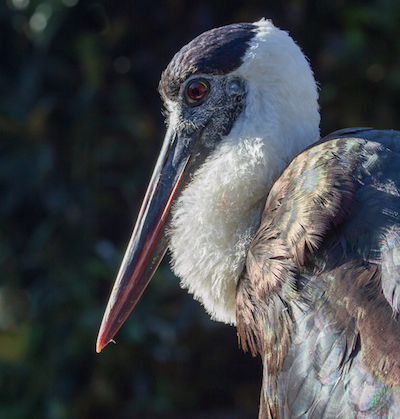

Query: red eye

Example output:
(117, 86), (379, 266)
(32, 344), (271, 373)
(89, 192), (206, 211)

(186, 80), (209, 104)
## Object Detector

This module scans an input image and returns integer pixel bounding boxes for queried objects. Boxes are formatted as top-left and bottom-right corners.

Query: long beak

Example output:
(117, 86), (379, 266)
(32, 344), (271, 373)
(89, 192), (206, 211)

(96, 124), (203, 353)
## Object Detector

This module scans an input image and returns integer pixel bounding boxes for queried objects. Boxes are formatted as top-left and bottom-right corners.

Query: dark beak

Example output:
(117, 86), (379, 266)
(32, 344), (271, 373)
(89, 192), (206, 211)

(96, 124), (203, 352)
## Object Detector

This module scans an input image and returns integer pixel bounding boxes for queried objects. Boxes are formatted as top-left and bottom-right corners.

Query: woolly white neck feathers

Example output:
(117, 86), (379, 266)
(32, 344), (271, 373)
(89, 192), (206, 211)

(168, 19), (320, 325)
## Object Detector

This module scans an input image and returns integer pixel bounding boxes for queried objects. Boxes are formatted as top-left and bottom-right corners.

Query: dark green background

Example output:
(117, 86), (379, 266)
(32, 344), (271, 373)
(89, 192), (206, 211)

(2, 1), (400, 418)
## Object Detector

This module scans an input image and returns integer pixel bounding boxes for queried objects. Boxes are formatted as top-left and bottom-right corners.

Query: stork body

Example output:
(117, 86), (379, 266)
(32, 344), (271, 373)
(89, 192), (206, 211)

(97, 20), (400, 418)
(238, 127), (400, 417)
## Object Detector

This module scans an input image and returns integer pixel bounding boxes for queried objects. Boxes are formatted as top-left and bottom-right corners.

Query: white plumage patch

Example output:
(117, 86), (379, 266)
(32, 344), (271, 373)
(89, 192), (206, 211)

(169, 19), (320, 325)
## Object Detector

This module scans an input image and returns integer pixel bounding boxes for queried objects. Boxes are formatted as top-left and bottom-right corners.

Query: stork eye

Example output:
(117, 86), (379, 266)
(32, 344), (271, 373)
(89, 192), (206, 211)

(186, 80), (209, 105)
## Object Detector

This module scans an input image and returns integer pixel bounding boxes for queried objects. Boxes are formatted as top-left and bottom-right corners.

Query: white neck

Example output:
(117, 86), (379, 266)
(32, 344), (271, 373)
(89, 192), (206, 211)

(168, 19), (320, 325)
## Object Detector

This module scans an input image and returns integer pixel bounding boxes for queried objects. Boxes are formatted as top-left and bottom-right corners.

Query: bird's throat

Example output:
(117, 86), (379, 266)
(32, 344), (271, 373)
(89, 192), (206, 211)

(168, 136), (278, 324)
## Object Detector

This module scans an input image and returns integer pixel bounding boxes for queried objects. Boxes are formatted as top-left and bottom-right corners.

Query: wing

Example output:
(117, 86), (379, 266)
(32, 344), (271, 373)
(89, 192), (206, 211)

(236, 128), (400, 418)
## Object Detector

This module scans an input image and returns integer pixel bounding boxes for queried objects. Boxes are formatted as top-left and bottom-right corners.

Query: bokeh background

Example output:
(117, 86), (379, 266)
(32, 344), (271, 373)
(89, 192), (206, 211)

(2, 1), (400, 418)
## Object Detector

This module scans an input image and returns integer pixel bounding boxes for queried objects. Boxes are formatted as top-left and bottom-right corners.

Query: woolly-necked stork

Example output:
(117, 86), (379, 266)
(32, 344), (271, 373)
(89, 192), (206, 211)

(97, 19), (400, 418)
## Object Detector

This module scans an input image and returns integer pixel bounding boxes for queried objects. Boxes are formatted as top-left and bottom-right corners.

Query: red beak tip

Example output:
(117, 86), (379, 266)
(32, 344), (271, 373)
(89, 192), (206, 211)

(96, 339), (104, 354)
(96, 331), (108, 353)
(96, 334), (117, 353)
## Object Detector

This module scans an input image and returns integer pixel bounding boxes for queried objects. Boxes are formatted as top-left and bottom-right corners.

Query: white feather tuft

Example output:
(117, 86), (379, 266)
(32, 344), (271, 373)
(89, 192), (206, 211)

(169, 19), (320, 325)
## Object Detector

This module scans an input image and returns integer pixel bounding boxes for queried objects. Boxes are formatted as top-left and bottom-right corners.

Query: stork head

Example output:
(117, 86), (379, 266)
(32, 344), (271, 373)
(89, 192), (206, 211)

(96, 19), (320, 352)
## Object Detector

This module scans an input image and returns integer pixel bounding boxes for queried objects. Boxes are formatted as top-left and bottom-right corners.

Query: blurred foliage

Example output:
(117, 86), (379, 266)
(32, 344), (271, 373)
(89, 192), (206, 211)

(2, 0), (400, 418)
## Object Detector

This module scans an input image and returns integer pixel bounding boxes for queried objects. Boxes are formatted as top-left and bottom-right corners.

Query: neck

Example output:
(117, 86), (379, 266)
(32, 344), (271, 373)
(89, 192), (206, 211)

(168, 122), (318, 324)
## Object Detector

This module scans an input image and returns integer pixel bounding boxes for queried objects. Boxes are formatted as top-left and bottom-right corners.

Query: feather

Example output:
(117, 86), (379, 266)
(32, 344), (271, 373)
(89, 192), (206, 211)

(237, 128), (400, 417)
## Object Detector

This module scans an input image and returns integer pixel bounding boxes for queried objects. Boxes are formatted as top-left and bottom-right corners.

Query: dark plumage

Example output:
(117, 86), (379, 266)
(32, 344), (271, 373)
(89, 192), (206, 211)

(237, 128), (400, 417)
(159, 23), (255, 99)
